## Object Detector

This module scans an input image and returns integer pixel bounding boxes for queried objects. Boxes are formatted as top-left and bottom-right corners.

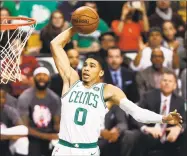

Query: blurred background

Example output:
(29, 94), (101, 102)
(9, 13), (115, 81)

(0, 1), (186, 156)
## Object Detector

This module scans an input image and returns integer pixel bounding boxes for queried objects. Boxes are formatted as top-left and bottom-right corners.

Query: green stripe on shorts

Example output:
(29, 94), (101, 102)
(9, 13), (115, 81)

(58, 139), (97, 149)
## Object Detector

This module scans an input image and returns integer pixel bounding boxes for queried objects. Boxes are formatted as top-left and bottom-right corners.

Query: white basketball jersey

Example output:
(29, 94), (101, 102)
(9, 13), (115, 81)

(59, 80), (108, 143)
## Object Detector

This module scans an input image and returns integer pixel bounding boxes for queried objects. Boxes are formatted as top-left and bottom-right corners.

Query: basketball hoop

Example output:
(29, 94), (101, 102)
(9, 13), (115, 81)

(0, 17), (36, 84)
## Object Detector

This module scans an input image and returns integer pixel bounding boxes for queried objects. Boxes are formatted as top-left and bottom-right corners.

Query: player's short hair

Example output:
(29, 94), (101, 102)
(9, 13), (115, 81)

(86, 55), (105, 70)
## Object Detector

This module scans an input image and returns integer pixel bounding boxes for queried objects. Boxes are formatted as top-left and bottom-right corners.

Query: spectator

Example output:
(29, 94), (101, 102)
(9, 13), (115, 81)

(17, 67), (61, 156)
(111, 2), (149, 52)
(134, 70), (186, 156)
(73, 1), (109, 55)
(0, 1), (18, 16)
(162, 21), (185, 55)
(130, 27), (179, 73)
(104, 47), (139, 103)
(18, 1), (57, 31)
(0, 7), (11, 16)
(10, 39), (39, 98)
(99, 105), (140, 156)
(136, 48), (171, 99)
(40, 10), (70, 54)
(50, 49), (81, 97)
(99, 105), (127, 156)
(0, 86), (27, 156)
(57, 1), (83, 22)
(149, 0), (185, 37)
(0, 7), (11, 48)
(0, 84), (17, 108)
(98, 31), (118, 60)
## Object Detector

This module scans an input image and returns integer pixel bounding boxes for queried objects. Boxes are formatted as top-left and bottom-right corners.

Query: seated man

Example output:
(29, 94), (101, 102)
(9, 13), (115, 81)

(136, 48), (171, 99)
(104, 47), (139, 103)
(132, 70), (186, 156)
(17, 67), (61, 156)
(0, 85), (28, 156)
(130, 27), (179, 74)
(99, 105), (140, 156)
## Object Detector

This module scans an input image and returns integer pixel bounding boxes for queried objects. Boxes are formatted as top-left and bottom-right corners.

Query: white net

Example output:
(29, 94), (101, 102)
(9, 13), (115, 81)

(0, 18), (36, 84)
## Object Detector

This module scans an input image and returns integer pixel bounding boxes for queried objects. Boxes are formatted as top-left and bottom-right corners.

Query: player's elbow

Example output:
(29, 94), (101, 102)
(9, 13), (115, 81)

(50, 41), (54, 49)
(50, 40), (56, 49)
(50, 41), (59, 54)
(50, 37), (61, 47)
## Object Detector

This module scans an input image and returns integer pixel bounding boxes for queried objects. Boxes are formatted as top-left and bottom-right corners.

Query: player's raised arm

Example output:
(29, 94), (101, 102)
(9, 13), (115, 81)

(104, 84), (183, 126)
(50, 27), (79, 86)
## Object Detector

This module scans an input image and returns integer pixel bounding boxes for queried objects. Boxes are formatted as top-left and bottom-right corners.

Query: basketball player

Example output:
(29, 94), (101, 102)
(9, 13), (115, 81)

(50, 27), (182, 156)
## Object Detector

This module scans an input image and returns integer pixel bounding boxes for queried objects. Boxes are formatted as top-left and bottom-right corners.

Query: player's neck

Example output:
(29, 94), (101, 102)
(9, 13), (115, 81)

(83, 80), (100, 88)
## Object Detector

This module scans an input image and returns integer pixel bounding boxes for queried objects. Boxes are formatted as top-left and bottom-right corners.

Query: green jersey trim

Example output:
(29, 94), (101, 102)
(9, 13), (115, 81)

(61, 80), (80, 99)
(58, 139), (97, 149)
(100, 83), (107, 108)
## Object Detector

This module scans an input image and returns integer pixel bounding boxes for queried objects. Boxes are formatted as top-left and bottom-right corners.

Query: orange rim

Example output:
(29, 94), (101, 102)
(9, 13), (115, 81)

(0, 16), (36, 30)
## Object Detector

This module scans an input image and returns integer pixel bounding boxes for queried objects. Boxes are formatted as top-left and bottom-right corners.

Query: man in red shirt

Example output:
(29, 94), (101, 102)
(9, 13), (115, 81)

(111, 2), (149, 52)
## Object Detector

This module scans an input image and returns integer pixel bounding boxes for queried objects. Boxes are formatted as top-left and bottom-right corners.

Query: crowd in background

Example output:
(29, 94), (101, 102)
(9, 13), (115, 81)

(0, 1), (186, 156)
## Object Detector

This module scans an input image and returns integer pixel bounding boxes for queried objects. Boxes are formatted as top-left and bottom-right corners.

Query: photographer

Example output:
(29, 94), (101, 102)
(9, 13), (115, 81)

(111, 2), (149, 52)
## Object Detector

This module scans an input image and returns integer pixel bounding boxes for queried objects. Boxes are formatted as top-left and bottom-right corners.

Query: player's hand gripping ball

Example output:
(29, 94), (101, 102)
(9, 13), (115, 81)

(71, 6), (99, 34)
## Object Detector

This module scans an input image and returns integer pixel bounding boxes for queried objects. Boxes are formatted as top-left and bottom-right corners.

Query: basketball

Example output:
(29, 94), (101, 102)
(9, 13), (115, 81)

(71, 6), (99, 34)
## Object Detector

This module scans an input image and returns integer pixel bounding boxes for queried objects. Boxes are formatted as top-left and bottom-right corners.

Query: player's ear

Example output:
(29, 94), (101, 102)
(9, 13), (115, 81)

(99, 70), (104, 77)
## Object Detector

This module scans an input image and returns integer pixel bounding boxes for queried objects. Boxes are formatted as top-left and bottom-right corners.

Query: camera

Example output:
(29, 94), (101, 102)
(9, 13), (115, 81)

(127, 1), (141, 9)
